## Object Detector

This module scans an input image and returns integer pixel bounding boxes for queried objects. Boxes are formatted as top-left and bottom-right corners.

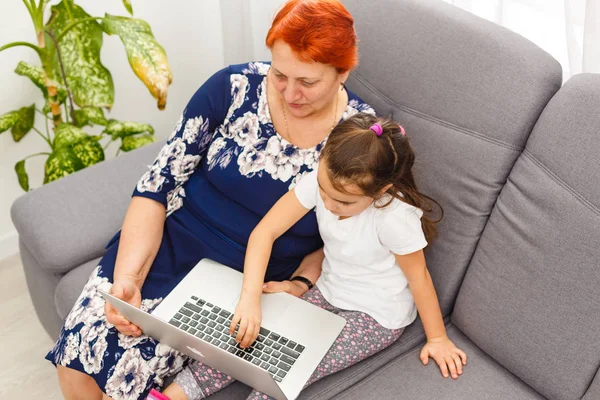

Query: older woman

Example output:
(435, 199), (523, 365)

(47, 0), (374, 399)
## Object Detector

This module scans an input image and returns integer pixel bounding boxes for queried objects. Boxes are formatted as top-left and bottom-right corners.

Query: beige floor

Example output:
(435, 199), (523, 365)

(0, 254), (63, 399)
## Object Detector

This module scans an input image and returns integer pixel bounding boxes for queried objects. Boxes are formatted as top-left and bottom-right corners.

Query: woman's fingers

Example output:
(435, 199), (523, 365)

(262, 281), (287, 293)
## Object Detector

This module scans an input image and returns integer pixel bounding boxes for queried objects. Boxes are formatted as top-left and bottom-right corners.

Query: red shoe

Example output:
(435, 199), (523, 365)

(147, 389), (170, 400)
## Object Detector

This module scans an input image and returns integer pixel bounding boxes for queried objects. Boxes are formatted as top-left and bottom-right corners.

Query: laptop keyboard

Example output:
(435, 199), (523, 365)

(168, 296), (305, 382)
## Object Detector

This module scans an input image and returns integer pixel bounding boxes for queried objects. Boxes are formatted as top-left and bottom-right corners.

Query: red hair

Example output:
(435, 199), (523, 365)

(266, 0), (358, 73)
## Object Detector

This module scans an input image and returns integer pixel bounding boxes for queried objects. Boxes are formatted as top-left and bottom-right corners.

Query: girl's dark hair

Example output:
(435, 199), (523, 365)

(321, 113), (443, 243)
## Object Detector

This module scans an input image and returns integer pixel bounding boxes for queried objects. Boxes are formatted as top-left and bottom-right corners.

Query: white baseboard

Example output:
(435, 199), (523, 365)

(0, 230), (19, 262)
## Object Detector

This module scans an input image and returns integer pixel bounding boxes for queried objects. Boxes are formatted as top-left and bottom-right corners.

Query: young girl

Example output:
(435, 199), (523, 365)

(155, 113), (467, 400)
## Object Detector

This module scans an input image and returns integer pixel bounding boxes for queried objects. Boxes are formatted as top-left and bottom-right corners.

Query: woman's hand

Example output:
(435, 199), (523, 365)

(105, 279), (142, 337)
(420, 336), (467, 379)
(264, 247), (324, 297)
(262, 279), (310, 297)
(229, 293), (262, 348)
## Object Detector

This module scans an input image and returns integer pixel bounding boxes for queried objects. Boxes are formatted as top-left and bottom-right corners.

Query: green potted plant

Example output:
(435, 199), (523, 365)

(0, 0), (172, 191)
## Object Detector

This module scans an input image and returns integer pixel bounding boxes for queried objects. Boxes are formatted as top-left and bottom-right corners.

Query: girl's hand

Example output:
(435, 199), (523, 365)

(105, 279), (142, 337)
(229, 293), (262, 348)
(420, 336), (467, 379)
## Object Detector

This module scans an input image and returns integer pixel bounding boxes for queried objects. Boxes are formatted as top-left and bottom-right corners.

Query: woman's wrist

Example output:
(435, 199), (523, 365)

(290, 275), (314, 290)
(113, 272), (144, 289)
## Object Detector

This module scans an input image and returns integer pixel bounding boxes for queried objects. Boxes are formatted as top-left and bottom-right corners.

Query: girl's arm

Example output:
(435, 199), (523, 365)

(230, 189), (311, 348)
(395, 250), (468, 379)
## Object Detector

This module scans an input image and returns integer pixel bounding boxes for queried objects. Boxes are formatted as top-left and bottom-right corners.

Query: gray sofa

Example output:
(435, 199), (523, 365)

(11, 0), (600, 399)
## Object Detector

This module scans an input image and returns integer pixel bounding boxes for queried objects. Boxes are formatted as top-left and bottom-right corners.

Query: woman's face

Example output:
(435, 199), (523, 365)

(269, 40), (349, 119)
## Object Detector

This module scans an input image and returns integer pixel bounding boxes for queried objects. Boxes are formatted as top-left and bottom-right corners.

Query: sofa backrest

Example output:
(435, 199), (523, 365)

(343, 0), (562, 314)
(453, 74), (600, 400)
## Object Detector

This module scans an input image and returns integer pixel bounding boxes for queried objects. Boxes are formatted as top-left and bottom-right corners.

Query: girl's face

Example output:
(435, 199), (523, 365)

(317, 163), (374, 218)
(269, 40), (349, 119)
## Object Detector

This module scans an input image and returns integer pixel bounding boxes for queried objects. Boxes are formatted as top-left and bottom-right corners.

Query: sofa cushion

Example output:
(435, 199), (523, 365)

(11, 141), (164, 275)
(55, 258), (101, 319)
(343, 0), (562, 315)
(332, 326), (544, 400)
(452, 74), (600, 400)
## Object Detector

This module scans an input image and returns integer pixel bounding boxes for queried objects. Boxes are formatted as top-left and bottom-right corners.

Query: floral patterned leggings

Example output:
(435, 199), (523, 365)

(173, 287), (404, 400)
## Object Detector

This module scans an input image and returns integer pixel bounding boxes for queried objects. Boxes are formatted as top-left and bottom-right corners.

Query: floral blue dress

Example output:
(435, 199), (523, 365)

(46, 62), (375, 400)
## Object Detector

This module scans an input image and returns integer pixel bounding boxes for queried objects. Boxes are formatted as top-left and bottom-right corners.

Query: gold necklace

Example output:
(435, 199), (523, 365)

(280, 87), (340, 143)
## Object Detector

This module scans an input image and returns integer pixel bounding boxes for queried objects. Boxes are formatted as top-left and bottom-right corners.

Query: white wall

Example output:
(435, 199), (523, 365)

(0, 0), (225, 260)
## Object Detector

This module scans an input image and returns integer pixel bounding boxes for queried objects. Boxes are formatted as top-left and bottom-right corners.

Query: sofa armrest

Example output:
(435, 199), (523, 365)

(11, 140), (164, 274)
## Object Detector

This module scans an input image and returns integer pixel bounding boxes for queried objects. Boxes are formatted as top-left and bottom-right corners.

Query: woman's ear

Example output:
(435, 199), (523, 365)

(339, 70), (350, 86)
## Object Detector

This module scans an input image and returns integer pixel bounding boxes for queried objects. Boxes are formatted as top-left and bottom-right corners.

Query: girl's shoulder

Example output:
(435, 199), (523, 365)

(374, 195), (424, 225)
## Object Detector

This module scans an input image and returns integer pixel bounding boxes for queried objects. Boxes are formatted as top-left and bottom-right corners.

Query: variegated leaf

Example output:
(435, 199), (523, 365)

(103, 119), (154, 139)
(120, 133), (155, 152)
(72, 136), (105, 167)
(123, 0), (133, 16)
(44, 146), (85, 183)
(14, 61), (68, 103)
(73, 107), (108, 127)
(47, 1), (114, 108)
(54, 123), (88, 149)
(11, 105), (35, 142)
(15, 160), (30, 191)
(101, 14), (172, 110)
(0, 110), (20, 134)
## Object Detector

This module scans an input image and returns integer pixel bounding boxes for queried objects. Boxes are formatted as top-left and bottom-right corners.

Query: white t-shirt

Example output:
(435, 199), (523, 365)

(293, 169), (428, 329)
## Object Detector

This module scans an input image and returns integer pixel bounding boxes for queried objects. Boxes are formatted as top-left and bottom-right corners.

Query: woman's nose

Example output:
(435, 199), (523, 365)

(283, 83), (302, 103)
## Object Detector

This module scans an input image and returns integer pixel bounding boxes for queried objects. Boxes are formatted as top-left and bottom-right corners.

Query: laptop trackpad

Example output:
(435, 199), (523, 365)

(230, 292), (291, 324)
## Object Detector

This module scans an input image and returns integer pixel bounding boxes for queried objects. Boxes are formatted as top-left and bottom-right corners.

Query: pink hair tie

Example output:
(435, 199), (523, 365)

(398, 125), (406, 136)
(370, 123), (383, 136)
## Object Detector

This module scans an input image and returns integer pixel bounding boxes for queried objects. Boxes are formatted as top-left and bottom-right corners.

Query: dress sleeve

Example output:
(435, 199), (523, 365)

(293, 169), (319, 210)
(378, 205), (428, 255)
(133, 66), (232, 208)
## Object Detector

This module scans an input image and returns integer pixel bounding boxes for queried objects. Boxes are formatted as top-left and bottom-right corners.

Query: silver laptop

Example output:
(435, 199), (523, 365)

(101, 258), (346, 400)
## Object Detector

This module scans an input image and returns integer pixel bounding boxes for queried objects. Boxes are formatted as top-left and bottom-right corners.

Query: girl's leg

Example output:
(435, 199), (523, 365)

(163, 361), (235, 400)
(246, 288), (404, 400)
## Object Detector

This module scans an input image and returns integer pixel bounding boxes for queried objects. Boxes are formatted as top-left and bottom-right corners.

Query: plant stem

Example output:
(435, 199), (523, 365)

(55, 17), (106, 43)
(34, 107), (47, 117)
(24, 151), (51, 160)
(46, 30), (76, 121)
(33, 127), (53, 148)
(36, 107), (53, 144)
(0, 42), (43, 56)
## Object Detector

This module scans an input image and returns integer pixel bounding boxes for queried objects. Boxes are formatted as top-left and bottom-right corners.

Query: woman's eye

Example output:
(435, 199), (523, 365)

(275, 74), (286, 80)
(301, 81), (316, 87)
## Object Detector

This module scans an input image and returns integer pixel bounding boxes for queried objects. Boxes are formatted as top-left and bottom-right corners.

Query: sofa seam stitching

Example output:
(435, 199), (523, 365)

(522, 149), (600, 216)
(350, 71), (525, 152)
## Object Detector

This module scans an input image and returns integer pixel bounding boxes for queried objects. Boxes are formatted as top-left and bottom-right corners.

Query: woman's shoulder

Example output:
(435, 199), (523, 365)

(344, 88), (377, 118)
(229, 61), (271, 77)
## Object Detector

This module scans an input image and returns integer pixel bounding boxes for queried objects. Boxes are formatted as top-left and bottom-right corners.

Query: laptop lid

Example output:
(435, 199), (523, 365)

(100, 290), (288, 400)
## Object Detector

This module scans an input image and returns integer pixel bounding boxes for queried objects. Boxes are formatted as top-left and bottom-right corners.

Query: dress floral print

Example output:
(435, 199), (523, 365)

(46, 62), (374, 400)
